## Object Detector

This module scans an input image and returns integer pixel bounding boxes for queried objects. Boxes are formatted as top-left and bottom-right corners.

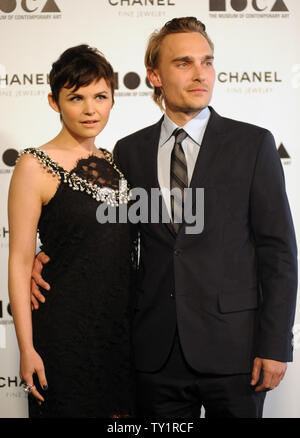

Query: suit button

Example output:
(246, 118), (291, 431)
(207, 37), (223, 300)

(170, 292), (175, 299)
(174, 249), (181, 256)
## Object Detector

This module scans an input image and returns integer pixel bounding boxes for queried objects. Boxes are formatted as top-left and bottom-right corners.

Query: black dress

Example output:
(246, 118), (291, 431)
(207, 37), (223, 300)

(19, 148), (136, 418)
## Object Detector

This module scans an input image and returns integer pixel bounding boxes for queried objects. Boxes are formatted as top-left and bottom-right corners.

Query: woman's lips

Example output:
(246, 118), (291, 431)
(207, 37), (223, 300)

(81, 120), (99, 126)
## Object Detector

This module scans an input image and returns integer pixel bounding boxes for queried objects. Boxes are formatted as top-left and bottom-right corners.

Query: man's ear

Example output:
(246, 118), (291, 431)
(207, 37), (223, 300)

(48, 93), (60, 113)
(146, 67), (162, 88)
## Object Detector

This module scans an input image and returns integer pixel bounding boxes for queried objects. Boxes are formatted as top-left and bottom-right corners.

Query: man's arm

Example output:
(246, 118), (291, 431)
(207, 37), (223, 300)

(250, 130), (298, 390)
(31, 252), (51, 309)
(112, 140), (123, 168)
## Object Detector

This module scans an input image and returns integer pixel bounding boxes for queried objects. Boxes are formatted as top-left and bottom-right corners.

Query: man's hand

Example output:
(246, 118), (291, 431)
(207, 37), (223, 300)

(31, 251), (50, 310)
(251, 357), (287, 392)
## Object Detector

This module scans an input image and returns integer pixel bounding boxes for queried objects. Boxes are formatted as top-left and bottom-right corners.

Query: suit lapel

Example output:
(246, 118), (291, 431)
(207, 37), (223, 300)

(189, 107), (224, 190)
(177, 107), (225, 234)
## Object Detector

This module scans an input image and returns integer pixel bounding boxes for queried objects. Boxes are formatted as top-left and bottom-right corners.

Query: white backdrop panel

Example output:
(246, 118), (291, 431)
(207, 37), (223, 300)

(0, 0), (299, 418)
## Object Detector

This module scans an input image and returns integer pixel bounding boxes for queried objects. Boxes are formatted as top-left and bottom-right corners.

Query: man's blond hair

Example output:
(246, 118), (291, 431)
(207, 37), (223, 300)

(145, 17), (214, 111)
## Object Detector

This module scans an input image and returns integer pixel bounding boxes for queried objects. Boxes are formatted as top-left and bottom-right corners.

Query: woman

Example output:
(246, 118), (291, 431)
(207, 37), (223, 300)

(8, 45), (135, 418)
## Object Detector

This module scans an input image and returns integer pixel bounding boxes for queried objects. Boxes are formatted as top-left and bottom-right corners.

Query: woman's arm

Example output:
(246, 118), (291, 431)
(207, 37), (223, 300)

(8, 154), (49, 403)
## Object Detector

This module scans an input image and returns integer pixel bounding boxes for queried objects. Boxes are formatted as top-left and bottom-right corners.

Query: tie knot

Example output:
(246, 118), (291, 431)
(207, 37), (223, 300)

(174, 129), (187, 145)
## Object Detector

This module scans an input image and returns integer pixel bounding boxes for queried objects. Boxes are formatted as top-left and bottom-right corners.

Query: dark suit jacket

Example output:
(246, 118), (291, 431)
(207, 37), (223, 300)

(113, 107), (298, 374)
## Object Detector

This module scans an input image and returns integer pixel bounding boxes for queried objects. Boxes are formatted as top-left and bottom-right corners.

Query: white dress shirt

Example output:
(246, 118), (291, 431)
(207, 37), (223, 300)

(157, 107), (211, 218)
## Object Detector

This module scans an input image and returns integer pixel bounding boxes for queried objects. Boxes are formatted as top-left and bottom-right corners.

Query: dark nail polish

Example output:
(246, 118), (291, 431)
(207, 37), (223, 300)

(43, 384), (48, 390)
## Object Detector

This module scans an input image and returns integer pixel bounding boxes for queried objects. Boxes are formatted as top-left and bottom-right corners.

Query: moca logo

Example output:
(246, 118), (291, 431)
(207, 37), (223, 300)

(278, 143), (291, 165)
(2, 149), (19, 167)
(1, 148), (18, 173)
(209, 0), (288, 11)
(0, 0), (60, 13)
(0, 301), (12, 318)
(115, 72), (153, 90)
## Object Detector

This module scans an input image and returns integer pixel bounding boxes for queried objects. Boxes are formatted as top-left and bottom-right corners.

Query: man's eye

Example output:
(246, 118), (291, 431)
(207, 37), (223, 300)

(203, 60), (214, 67)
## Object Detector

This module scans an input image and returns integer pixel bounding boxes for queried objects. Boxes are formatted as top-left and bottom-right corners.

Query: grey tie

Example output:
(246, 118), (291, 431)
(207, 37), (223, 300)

(170, 129), (188, 232)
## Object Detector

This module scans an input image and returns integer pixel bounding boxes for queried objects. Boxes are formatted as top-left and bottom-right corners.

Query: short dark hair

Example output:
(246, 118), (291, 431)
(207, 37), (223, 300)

(49, 44), (115, 104)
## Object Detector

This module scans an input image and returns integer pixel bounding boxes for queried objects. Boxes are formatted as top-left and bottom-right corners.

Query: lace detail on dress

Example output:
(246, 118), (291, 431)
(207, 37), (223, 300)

(17, 148), (131, 206)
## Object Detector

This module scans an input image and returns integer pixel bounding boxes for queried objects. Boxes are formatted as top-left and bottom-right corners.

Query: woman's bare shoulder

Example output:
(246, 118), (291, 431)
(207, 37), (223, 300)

(14, 145), (57, 180)
(15, 148), (42, 171)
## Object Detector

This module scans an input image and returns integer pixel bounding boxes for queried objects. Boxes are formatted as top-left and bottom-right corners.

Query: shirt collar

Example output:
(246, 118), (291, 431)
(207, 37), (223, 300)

(159, 107), (211, 147)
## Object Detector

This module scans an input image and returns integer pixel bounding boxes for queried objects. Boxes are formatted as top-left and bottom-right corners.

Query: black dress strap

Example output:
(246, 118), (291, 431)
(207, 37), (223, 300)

(17, 148), (131, 206)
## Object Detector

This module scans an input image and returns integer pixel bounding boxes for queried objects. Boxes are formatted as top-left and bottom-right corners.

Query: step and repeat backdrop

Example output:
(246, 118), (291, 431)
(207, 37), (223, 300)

(0, 0), (299, 418)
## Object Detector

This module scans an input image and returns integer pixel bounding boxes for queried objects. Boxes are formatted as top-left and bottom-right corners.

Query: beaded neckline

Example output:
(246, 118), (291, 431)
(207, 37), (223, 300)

(17, 147), (131, 206)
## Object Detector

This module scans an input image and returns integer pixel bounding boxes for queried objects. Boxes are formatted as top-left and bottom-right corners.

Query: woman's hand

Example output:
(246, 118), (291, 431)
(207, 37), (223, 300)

(20, 348), (48, 404)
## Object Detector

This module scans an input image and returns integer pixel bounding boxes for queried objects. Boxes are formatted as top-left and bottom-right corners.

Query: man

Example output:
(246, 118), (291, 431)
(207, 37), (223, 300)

(31, 17), (297, 418)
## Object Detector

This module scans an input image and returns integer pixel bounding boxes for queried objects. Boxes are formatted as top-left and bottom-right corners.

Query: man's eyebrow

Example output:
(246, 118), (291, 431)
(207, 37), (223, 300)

(172, 55), (214, 63)
(172, 56), (193, 63)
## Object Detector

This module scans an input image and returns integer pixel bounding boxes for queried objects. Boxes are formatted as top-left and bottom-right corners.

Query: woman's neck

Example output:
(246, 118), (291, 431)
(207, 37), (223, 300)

(50, 128), (98, 154)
